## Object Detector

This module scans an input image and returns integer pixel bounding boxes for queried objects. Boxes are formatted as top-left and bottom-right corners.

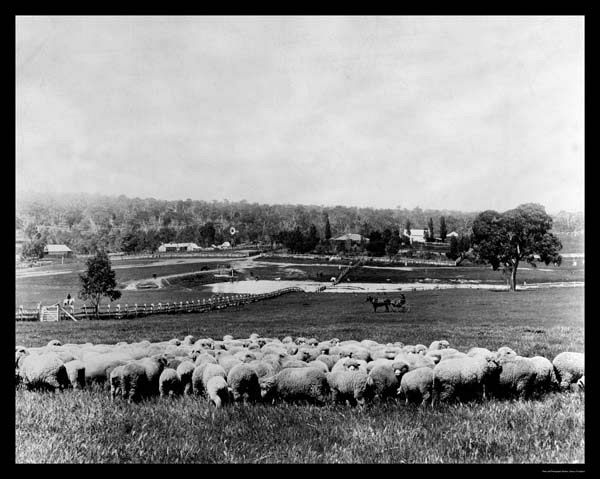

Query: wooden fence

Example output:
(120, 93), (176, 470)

(15, 287), (304, 322)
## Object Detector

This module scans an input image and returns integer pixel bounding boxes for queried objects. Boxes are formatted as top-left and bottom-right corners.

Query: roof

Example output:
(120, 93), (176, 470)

(447, 231), (459, 236)
(403, 229), (426, 236)
(161, 243), (200, 248)
(44, 244), (72, 253)
(332, 233), (368, 242)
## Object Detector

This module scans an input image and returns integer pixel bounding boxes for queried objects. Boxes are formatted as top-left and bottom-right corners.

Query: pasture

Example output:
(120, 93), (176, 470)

(15, 287), (584, 463)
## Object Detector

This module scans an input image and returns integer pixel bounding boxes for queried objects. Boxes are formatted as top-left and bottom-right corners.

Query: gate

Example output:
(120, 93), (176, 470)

(40, 304), (59, 322)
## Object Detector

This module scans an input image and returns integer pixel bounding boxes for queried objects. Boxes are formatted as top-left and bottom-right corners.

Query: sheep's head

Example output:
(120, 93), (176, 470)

(259, 376), (276, 399)
(295, 337), (307, 346)
(281, 336), (293, 344)
(257, 338), (268, 347)
(169, 338), (182, 346)
(47, 339), (62, 347)
(307, 338), (319, 347)
(15, 349), (29, 369)
(392, 360), (410, 379)
(223, 335), (234, 342)
(296, 350), (311, 362)
(403, 345), (417, 354)
(496, 346), (517, 362)
(439, 340), (450, 349)
(414, 344), (427, 355)
(249, 333), (260, 340)
(183, 335), (195, 345)
(344, 359), (361, 371)
(329, 338), (340, 346)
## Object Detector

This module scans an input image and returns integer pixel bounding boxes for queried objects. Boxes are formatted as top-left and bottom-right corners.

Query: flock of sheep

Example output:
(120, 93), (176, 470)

(15, 335), (584, 408)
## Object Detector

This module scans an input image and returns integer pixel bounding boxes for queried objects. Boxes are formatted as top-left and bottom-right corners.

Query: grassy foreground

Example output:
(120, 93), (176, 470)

(14, 287), (584, 463)
(15, 388), (584, 464)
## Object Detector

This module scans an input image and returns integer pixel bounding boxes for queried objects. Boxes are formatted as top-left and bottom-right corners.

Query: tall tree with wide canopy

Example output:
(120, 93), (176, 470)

(471, 204), (562, 291)
(78, 250), (122, 318)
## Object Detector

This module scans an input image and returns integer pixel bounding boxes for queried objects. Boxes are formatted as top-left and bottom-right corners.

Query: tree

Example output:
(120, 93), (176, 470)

(78, 250), (122, 318)
(427, 217), (435, 242)
(447, 236), (459, 260)
(404, 219), (411, 237)
(304, 224), (320, 253)
(471, 204), (562, 291)
(439, 216), (447, 242)
(324, 214), (332, 241)
(366, 230), (386, 256)
(21, 238), (45, 259)
(385, 229), (402, 258)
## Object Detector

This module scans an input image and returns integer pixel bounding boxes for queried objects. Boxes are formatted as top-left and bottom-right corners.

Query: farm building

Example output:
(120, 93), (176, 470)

(157, 242), (201, 253)
(44, 244), (73, 257)
(447, 231), (459, 238)
(403, 229), (427, 244)
(331, 233), (369, 244)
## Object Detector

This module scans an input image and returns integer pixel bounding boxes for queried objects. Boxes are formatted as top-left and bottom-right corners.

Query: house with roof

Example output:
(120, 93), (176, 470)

(44, 244), (73, 257)
(331, 233), (369, 244)
(403, 229), (427, 244)
(157, 242), (201, 253)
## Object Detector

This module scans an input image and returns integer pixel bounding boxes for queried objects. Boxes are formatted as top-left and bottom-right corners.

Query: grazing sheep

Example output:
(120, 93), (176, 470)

(259, 367), (330, 405)
(371, 347), (403, 361)
(281, 336), (294, 344)
(83, 354), (129, 387)
(307, 338), (319, 347)
(467, 347), (493, 357)
(248, 360), (277, 379)
(47, 340), (62, 347)
(194, 353), (218, 367)
(176, 361), (196, 395)
(280, 359), (310, 370)
(307, 360), (330, 374)
(530, 356), (559, 396)
(261, 343), (288, 357)
(414, 344), (428, 355)
(191, 363), (212, 396)
(315, 354), (338, 371)
(227, 363), (261, 402)
(168, 338), (181, 346)
(159, 368), (182, 397)
(552, 352), (584, 391)
(398, 367), (434, 406)
(360, 339), (380, 349)
(283, 343), (299, 355)
(397, 353), (436, 370)
(16, 352), (70, 391)
(494, 356), (538, 400)
(205, 376), (230, 408)
(295, 347), (321, 362)
(234, 350), (260, 363)
(327, 369), (375, 406)
(137, 356), (168, 396)
(182, 335), (196, 346)
(402, 345), (417, 355)
(202, 363), (228, 393)
(166, 358), (182, 370)
(368, 363), (403, 401)
(366, 358), (393, 372)
(64, 360), (86, 389)
(295, 337), (307, 345)
(111, 362), (150, 402)
(432, 354), (501, 404)
(217, 355), (243, 375)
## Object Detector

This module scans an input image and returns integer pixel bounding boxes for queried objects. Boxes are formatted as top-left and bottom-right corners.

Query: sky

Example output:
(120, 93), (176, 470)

(16, 16), (584, 213)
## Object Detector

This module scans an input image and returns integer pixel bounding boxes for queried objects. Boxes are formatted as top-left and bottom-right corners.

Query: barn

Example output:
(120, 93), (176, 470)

(157, 242), (201, 253)
(44, 244), (73, 258)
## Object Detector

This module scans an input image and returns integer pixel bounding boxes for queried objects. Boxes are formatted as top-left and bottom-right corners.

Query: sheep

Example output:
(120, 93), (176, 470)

(166, 357), (182, 370)
(259, 367), (330, 405)
(64, 359), (86, 389)
(202, 363), (228, 394)
(294, 347), (321, 362)
(261, 343), (288, 357)
(191, 363), (212, 396)
(315, 354), (339, 371)
(402, 345), (417, 355)
(307, 360), (330, 374)
(194, 353), (218, 367)
(494, 355), (538, 400)
(280, 359), (310, 370)
(182, 335), (196, 346)
(368, 363), (404, 401)
(281, 336), (294, 344)
(194, 338), (215, 350)
(159, 368), (182, 397)
(112, 362), (149, 403)
(397, 353), (437, 370)
(47, 340), (62, 347)
(223, 335), (234, 342)
(306, 338), (319, 347)
(205, 376), (231, 408)
(428, 340), (450, 351)
(366, 358), (393, 373)
(414, 344), (428, 355)
(168, 338), (181, 346)
(16, 352), (70, 391)
(217, 354), (243, 375)
(331, 357), (368, 373)
(496, 346), (518, 361)
(552, 352), (584, 391)
(83, 354), (129, 387)
(176, 360), (196, 395)
(137, 356), (168, 396)
(432, 354), (501, 404)
(327, 369), (375, 406)
(398, 367), (434, 406)
(467, 347), (493, 357)
(227, 363), (261, 403)
(371, 347), (403, 361)
(530, 356), (559, 396)
(283, 343), (299, 355)
(360, 339), (380, 349)
(234, 350), (260, 363)
(248, 360), (277, 379)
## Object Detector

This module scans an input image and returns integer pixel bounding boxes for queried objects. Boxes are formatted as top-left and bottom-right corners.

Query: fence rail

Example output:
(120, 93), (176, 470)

(15, 287), (304, 322)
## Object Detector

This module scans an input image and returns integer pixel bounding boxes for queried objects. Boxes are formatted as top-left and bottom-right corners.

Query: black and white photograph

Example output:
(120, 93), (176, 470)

(15, 15), (585, 464)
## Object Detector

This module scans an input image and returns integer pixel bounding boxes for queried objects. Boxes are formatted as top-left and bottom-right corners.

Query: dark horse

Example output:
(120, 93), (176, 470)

(365, 295), (391, 312)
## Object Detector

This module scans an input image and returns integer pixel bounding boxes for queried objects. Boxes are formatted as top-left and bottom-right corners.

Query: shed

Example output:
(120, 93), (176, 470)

(44, 244), (73, 257)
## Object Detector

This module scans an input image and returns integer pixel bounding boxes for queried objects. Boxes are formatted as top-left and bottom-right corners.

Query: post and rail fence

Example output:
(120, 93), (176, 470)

(15, 287), (305, 322)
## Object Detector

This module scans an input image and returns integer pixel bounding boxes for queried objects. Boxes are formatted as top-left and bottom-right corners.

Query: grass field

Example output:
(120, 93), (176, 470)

(14, 287), (584, 463)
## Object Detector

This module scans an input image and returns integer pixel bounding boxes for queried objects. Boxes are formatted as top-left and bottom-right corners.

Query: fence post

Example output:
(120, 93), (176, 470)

(134, 304), (138, 317)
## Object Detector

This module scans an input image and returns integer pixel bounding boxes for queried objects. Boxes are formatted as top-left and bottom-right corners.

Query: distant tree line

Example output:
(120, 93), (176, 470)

(15, 192), (579, 258)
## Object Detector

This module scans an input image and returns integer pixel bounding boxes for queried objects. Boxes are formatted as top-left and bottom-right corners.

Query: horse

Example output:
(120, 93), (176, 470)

(365, 295), (391, 312)
(389, 294), (407, 311)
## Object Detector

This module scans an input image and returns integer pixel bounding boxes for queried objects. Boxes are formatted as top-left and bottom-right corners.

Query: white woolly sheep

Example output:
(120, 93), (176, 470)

(327, 369), (374, 406)
(414, 344), (428, 355)
(202, 363), (228, 393)
(194, 353), (218, 367)
(83, 354), (129, 387)
(467, 347), (493, 357)
(366, 358), (393, 372)
(529, 356), (559, 396)
(552, 352), (584, 391)
(248, 360), (277, 379)
(368, 363), (404, 401)
(227, 363), (261, 402)
(331, 357), (368, 373)
(398, 367), (434, 406)
(428, 340), (450, 351)
(307, 360), (330, 374)
(17, 352), (70, 391)
(281, 336), (294, 344)
(191, 363), (212, 396)
(259, 367), (330, 404)
(494, 355), (539, 400)
(315, 354), (338, 371)
(217, 354), (243, 375)
(111, 362), (149, 403)
(168, 338), (181, 346)
(496, 346), (518, 361)
(280, 358), (310, 370)
(47, 340), (62, 347)
(206, 376), (230, 408)
(159, 368), (182, 397)
(176, 360), (196, 395)
(64, 359), (86, 389)
(432, 354), (501, 404)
